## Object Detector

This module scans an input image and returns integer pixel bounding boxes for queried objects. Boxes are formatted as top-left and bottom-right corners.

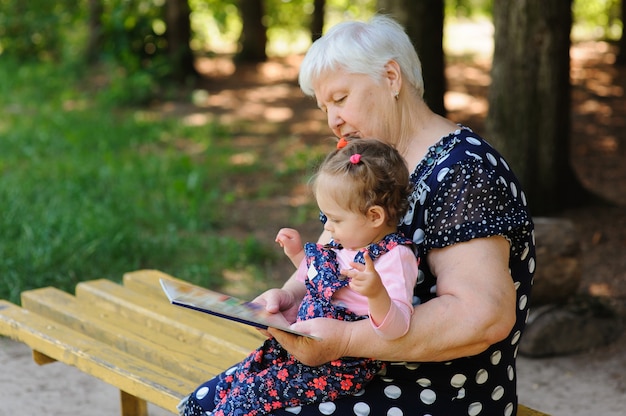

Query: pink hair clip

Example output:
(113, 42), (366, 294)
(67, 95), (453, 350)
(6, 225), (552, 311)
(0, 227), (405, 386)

(337, 137), (348, 149)
(350, 153), (362, 164)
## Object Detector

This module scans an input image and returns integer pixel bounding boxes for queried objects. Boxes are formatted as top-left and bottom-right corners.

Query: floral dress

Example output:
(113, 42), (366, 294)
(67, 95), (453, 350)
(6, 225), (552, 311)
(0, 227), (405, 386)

(180, 232), (415, 416)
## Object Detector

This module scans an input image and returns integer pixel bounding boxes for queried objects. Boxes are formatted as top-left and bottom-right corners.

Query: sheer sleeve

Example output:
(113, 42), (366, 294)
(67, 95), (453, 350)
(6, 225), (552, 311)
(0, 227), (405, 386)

(423, 159), (532, 256)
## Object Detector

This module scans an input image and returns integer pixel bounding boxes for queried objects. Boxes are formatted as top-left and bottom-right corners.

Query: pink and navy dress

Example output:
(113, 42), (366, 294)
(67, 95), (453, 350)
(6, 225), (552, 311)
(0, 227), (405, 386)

(181, 232), (415, 416)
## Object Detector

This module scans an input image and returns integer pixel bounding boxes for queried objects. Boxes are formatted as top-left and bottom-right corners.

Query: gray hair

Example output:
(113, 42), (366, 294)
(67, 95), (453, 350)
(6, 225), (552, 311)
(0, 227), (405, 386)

(298, 15), (424, 98)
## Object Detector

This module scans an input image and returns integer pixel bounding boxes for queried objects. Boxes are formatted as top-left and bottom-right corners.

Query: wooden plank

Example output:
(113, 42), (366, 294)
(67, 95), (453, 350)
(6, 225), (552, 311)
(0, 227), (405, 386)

(32, 350), (57, 365)
(0, 300), (193, 413)
(122, 269), (185, 299)
(75, 279), (265, 355)
(519, 404), (550, 416)
(121, 390), (148, 416)
(21, 287), (228, 383)
(123, 270), (268, 340)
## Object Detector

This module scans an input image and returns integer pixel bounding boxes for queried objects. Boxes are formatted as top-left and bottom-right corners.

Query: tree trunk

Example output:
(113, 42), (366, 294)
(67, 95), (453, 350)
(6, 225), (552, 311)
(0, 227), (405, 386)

(487, 0), (589, 215)
(86, 0), (104, 64)
(311, 0), (325, 42)
(165, 0), (197, 81)
(377, 0), (446, 116)
(236, 0), (267, 62)
(617, 0), (626, 65)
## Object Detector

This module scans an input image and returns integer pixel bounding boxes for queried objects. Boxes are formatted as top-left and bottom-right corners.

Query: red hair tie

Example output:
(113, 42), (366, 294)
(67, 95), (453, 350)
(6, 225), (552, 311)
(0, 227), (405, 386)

(337, 137), (348, 149)
(350, 154), (361, 164)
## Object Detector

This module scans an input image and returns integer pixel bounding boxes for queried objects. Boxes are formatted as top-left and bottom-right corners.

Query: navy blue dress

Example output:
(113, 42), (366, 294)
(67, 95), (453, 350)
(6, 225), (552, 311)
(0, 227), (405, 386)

(182, 127), (535, 416)
(270, 127), (535, 416)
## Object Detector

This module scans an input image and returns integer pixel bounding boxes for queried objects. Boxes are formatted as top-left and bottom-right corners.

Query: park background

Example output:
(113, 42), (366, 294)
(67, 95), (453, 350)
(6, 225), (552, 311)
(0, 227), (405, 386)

(0, 1), (625, 414)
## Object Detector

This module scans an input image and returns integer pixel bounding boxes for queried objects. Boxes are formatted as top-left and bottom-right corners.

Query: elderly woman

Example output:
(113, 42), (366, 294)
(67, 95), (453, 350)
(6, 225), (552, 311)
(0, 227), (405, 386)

(182, 15), (535, 416)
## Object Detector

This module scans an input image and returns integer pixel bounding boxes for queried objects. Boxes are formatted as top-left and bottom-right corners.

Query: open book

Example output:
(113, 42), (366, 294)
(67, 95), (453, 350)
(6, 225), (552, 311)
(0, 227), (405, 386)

(160, 279), (320, 339)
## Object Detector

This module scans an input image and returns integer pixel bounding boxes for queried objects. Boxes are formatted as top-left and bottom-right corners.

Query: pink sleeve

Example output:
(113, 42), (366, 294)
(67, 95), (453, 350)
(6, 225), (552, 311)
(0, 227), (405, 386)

(295, 257), (308, 283)
(369, 245), (419, 340)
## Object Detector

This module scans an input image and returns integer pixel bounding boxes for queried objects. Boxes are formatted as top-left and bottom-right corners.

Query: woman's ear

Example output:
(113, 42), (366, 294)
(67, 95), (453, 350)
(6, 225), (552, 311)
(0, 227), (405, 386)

(367, 205), (387, 227)
(384, 60), (402, 95)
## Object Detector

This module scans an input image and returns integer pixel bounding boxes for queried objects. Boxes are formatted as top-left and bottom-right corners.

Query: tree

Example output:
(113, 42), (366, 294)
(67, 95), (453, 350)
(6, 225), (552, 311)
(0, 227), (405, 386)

(236, 0), (267, 62)
(487, 0), (589, 215)
(165, 0), (197, 81)
(377, 0), (447, 116)
(311, 0), (326, 42)
(86, 0), (104, 64)
(617, 0), (626, 65)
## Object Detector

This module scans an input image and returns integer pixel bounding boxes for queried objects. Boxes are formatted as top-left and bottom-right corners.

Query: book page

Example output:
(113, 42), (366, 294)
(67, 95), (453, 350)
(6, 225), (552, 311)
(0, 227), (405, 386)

(160, 279), (320, 340)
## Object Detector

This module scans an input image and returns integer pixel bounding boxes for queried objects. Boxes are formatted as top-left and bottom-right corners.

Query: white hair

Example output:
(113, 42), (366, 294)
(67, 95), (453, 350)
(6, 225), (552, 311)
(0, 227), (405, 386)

(298, 15), (424, 98)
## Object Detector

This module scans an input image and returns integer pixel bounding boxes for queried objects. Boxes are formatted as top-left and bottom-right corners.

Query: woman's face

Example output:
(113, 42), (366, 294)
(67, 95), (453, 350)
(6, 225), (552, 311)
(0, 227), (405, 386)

(313, 68), (395, 143)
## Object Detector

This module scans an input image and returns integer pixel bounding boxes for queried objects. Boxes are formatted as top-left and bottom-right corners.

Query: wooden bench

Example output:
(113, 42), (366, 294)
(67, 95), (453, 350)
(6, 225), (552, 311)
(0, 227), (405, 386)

(0, 269), (549, 416)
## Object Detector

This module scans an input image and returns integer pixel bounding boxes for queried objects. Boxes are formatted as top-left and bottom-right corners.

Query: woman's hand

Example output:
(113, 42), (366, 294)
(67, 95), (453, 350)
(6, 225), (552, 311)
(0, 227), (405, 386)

(253, 287), (301, 325)
(268, 318), (355, 366)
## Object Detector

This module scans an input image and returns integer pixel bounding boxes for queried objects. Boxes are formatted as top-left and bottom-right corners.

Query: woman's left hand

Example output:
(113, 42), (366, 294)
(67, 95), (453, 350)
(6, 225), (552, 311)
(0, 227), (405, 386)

(268, 317), (358, 366)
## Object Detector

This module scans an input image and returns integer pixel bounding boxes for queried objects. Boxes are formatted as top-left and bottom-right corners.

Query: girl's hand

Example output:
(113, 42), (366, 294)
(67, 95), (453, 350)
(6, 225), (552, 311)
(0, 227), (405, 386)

(275, 228), (303, 258)
(341, 252), (391, 326)
(341, 252), (385, 298)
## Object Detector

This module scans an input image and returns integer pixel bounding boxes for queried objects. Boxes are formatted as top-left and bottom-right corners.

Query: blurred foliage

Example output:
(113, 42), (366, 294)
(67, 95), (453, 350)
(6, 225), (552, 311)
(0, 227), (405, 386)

(99, 0), (168, 71)
(0, 0), (621, 103)
(0, 57), (284, 303)
(0, 0), (78, 60)
(445, 0), (493, 19)
(189, 0), (240, 52)
(573, 0), (623, 40)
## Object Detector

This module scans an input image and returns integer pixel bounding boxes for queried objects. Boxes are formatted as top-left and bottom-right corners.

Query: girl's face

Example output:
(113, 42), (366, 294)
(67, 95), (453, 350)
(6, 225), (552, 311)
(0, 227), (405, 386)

(313, 68), (396, 144)
(316, 186), (380, 250)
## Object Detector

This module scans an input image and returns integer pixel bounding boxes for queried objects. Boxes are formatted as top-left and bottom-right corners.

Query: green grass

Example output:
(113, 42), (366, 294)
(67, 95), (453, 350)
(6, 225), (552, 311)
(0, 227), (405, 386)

(0, 59), (288, 304)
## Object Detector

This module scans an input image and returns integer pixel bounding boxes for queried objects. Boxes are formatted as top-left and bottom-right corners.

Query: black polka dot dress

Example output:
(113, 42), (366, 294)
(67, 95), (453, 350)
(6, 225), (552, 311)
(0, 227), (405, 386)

(269, 127), (536, 416)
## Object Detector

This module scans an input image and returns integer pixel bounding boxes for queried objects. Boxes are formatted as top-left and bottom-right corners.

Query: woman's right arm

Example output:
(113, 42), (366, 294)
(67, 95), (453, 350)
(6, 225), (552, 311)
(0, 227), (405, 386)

(269, 235), (516, 365)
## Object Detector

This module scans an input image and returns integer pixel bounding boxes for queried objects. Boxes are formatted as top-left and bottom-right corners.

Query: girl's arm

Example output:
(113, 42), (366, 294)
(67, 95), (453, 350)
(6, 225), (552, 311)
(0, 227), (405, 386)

(255, 229), (332, 326)
(341, 248), (417, 340)
(275, 228), (305, 268)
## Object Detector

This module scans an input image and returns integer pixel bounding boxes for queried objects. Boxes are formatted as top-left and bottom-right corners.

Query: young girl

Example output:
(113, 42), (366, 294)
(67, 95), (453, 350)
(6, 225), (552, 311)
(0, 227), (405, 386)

(180, 138), (419, 416)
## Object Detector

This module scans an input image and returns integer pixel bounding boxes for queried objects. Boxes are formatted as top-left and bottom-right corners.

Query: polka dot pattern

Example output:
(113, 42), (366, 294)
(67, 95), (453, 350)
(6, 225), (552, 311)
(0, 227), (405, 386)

(180, 127), (535, 416)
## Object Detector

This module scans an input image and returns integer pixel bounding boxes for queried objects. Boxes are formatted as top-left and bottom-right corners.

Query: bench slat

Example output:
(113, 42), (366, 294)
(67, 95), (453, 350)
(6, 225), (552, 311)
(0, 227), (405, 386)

(123, 269), (189, 299)
(125, 273), (268, 347)
(519, 404), (550, 416)
(20, 287), (227, 383)
(0, 300), (193, 412)
(76, 279), (264, 356)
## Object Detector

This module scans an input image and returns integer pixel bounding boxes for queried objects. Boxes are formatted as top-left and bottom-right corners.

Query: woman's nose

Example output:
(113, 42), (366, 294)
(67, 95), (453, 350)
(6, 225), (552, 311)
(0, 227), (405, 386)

(327, 108), (343, 131)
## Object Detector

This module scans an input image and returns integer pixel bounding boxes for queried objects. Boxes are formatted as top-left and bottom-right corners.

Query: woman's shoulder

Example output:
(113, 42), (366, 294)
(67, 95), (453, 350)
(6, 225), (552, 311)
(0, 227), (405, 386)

(437, 126), (502, 161)
(414, 125), (515, 183)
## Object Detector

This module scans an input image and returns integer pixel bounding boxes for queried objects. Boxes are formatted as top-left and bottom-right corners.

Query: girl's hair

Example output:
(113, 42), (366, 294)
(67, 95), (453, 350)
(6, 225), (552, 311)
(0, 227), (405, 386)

(312, 138), (411, 225)
(299, 15), (424, 98)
